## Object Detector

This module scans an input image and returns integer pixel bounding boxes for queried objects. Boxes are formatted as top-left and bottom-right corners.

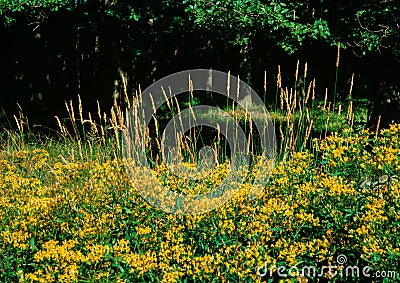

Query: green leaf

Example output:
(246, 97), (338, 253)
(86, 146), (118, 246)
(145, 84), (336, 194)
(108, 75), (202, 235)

(269, 227), (285, 231)
(30, 237), (35, 251)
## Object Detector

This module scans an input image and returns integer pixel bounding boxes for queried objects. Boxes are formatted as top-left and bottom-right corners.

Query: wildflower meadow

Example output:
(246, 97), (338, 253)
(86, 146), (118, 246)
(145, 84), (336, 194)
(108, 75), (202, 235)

(1, 64), (399, 283)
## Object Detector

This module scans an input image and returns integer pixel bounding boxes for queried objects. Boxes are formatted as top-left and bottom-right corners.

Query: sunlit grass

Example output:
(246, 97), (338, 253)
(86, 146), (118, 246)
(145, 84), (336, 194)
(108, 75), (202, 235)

(0, 65), (398, 282)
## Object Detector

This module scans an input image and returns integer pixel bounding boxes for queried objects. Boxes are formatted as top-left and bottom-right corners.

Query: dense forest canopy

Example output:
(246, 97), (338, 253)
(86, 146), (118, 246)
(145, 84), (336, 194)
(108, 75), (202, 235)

(0, 0), (399, 129)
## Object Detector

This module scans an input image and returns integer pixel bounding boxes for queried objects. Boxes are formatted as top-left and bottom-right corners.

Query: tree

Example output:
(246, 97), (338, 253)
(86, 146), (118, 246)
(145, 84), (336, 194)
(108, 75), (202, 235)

(182, 0), (331, 85)
(183, 0), (400, 126)
(0, 0), (190, 126)
(312, 0), (400, 127)
(0, 0), (399, 128)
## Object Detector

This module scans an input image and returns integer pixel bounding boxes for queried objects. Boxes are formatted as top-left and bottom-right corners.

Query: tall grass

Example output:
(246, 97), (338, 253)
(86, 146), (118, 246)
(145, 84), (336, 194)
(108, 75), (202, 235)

(1, 59), (370, 168)
(1, 61), (397, 283)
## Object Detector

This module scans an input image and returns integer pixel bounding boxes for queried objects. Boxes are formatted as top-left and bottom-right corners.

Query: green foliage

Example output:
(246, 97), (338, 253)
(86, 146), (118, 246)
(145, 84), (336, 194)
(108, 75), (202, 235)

(0, 0), (71, 25)
(314, 0), (400, 55)
(0, 0), (399, 130)
(1, 0), (398, 55)
(183, 0), (332, 53)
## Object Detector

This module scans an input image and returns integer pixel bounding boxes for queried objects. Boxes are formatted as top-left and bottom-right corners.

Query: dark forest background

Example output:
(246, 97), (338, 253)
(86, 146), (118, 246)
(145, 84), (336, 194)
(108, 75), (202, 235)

(0, 0), (399, 132)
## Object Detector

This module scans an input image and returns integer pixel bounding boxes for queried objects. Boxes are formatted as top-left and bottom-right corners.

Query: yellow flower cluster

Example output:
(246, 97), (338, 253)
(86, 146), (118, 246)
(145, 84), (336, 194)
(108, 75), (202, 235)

(0, 125), (399, 282)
